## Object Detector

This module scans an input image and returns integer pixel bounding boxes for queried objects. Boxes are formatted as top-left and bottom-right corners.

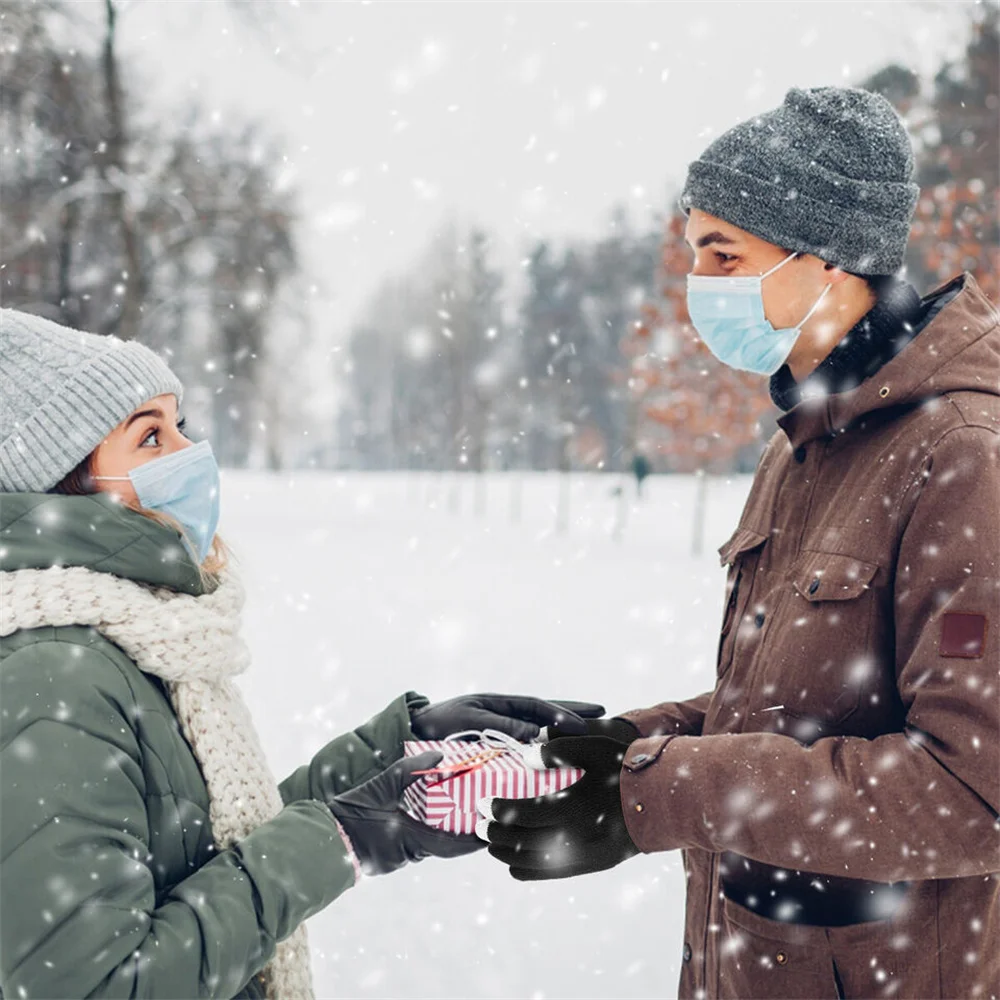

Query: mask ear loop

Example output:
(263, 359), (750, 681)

(796, 281), (833, 329)
(759, 251), (834, 330)
(760, 250), (800, 279)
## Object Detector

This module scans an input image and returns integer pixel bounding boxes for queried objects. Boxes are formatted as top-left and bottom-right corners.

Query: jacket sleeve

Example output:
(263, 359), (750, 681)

(278, 691), (418, 806)
(621, 425), (1000, 883)
(619, 691), (713, 737)
(0, 641), (357, 1000)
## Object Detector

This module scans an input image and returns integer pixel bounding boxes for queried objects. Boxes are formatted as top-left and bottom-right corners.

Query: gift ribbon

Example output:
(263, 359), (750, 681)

(411, 729), (528, 782)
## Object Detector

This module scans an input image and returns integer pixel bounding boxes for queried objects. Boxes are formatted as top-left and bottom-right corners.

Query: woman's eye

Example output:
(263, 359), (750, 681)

(142, 429), (159, 447)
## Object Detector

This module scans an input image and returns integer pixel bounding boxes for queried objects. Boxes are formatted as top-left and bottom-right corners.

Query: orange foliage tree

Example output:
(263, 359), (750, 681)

(621, 212), (774, 477)
(863, 6), (999, 302)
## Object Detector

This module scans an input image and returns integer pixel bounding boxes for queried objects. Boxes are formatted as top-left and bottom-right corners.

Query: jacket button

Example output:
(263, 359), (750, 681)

(683, 943), (693, 962)
(775, 951), (788, 966)
(754, 612), (766, 628)
(630, 753), (650, 765)
(634, 803), (644, 813)
(793, 445), (807, 463)
(808, 578), (820, 595)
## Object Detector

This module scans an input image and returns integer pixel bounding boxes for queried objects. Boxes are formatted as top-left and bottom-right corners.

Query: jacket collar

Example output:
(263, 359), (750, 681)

(0, 491), (206, 595)
(777, 273), (1000, 448)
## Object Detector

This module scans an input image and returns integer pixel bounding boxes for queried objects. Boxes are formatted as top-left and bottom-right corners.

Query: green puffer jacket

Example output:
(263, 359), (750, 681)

(0, 493), (416, 999)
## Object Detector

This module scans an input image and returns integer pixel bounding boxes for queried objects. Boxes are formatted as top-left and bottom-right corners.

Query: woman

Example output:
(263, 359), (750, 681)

(0, 307), (603, 999)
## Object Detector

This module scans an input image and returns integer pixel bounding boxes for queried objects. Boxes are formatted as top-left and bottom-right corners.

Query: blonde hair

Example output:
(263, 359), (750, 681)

(134, 506), (232, 591)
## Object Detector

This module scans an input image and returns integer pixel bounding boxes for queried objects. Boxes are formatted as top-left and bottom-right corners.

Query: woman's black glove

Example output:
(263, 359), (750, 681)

(542, 716), (640, 745)
(327, 751), (482, 876)
(482, 735), (640, 881)
(409, 693), (605, 742)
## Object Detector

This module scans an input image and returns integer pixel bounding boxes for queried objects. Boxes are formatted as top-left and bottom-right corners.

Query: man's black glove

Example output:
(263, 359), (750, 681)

(542, 716), (640, 745)
(327, 751), (482, 876)
(482, 735), (640, 880)
(409, 693), (605, 742)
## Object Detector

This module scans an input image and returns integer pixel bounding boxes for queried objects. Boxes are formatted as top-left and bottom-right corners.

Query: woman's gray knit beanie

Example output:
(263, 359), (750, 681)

(680, 86), (920, 275)
(0, 308), (184, 493)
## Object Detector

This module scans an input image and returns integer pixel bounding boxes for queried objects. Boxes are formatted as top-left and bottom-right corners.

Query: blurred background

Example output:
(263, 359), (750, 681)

(2, 1), (996, 482)
(2, 3), (997, 997)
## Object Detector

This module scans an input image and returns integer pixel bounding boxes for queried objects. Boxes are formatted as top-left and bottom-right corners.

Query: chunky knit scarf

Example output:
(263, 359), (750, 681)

(0, 565), (314, 1000)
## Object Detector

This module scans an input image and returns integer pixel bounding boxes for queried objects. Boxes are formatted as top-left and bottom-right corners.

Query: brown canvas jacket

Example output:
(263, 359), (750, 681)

(619, 273), (1000, 999)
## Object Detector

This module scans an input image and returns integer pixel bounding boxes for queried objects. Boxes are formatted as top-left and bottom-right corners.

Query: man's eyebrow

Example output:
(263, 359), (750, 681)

(690, 231), (739, 249)
(124, 407), (164, 430)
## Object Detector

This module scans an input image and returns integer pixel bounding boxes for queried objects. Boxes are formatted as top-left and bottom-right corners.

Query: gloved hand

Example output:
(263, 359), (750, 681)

(327, 751), (483, 876)
(481, 736), (640, 881)
(409, 693), (605, 742)
(542, 716), (640, 745)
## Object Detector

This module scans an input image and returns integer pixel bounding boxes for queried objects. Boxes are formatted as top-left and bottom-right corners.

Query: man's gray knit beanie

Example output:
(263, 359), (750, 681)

(0, 308), (184, 493)
(680, 86), (919, 275)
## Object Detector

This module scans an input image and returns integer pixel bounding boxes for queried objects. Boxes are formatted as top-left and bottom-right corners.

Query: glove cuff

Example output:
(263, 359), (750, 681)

(404, 690), (431, 737)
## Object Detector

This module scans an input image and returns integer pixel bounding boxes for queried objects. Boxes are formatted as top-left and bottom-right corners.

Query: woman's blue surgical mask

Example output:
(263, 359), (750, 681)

(94, 439), (221, 563)
(686, 251), (832, 376)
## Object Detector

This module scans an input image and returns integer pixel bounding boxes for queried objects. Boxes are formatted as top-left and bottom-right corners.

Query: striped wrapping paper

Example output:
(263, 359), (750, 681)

(401, 739), (584, 834)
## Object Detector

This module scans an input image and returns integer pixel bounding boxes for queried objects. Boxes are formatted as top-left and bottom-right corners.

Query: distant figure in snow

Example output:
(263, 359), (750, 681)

(0, 308), (604, 1000)
(483, 86), (1000, 1000)
(631, 451), (651, 497)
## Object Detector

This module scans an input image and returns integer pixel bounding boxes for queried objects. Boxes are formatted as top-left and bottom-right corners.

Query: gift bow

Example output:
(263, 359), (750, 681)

(411, 729), (535, 783)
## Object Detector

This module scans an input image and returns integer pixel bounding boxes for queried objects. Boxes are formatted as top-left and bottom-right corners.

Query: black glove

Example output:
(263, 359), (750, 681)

(543, 716), (640, 745)
(483, 735), (640, 881)
(327, 751), (483, 876)
(410, 693), (605, 742)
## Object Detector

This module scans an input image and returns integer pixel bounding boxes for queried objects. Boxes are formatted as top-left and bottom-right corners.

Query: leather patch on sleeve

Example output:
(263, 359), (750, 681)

(939, 612), (988, 659)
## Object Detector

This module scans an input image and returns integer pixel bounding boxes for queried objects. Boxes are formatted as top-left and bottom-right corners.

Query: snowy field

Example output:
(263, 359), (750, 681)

(221, 470), (752, 1000)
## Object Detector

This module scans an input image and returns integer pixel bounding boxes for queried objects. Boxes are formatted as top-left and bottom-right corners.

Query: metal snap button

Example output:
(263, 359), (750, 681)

(879, 385), (891, 398)
(634, 803), (644, 813)
(683, 943), (693, 962)
(808, 578), (820, 595)
(754, 612), (766, 628)
(775, 951), (788, 966)
(630, 753), (650, 765)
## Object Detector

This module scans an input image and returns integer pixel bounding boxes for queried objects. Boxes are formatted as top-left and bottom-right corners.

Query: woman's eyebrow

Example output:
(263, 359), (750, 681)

(124, 407), (165, 430)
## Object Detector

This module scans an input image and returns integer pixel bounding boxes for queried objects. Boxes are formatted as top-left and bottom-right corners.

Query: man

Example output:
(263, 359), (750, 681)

(483, 87), (1000, 999)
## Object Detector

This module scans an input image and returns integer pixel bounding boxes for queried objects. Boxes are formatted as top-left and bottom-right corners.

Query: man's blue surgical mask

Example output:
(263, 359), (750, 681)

(686, 251), (832, 376)
(94, 439), (221, 563)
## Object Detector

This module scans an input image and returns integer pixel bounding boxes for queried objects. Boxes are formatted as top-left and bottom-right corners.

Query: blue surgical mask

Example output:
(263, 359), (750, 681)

(94, 439), (221, 563)
(686, 252), (832, 376)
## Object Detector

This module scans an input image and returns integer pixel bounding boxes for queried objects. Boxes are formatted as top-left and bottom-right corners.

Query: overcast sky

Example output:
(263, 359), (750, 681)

(106, 0), (973, 341)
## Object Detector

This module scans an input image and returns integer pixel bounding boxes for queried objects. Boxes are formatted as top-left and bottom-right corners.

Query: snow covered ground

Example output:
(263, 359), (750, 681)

(221, 470), (752, 1000)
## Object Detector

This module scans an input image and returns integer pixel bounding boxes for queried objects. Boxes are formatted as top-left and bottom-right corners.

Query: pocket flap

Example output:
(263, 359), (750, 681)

(792, 552), (878, 602)
(718, 526), (768, 567)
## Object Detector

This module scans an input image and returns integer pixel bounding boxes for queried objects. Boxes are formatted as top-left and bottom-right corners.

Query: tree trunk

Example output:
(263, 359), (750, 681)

(692, 468), (709, 557)
(100, 0), (142, 339)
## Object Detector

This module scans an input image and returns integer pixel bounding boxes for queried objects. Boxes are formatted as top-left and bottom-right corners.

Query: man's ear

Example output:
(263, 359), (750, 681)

(822, 261), (852, 285)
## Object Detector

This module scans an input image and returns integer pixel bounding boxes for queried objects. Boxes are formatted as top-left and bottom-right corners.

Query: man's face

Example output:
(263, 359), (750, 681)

(683, 208), (832, 335)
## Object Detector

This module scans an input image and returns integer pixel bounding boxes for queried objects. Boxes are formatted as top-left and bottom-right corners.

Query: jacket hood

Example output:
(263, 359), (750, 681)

(777, 272), (1000, 447)
(0, 492), (206, 595)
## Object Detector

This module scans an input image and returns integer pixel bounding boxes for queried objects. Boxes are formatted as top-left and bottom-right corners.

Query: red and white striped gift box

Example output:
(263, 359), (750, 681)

(401, 739), (584, 835)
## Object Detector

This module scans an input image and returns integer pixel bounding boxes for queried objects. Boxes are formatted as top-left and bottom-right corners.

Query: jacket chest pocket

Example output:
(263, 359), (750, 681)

(716, 526), (768, 678)
(759, 551), (880, 736)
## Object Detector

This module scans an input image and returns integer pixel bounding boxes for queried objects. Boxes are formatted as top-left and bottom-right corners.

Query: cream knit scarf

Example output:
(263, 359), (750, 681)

(0, 565), (314, 999)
